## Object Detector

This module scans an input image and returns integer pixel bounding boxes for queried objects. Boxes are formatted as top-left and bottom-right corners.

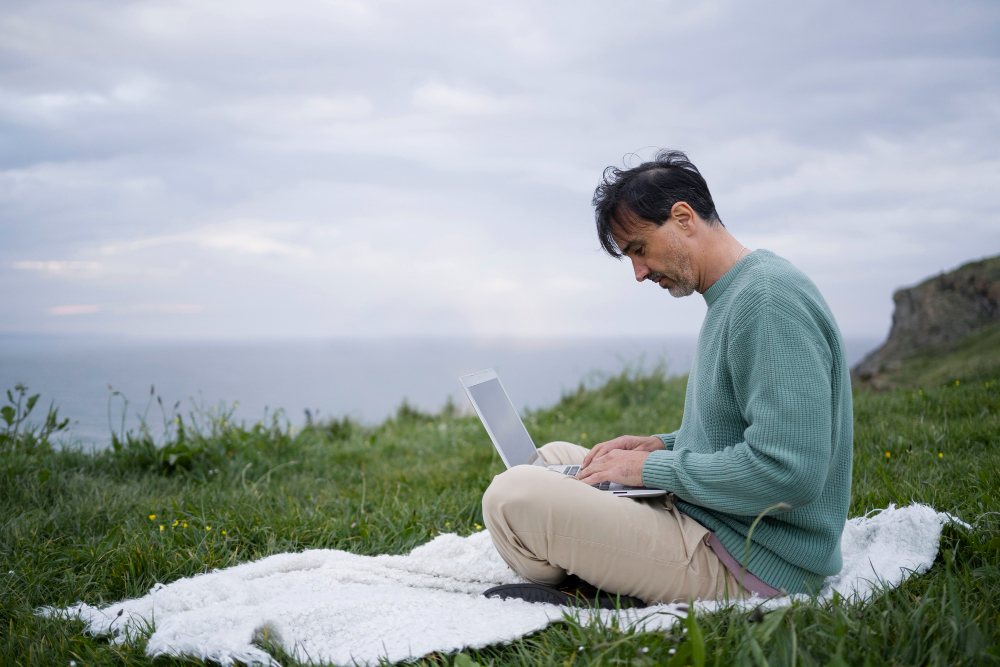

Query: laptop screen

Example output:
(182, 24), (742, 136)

(465, 377), (537, 466)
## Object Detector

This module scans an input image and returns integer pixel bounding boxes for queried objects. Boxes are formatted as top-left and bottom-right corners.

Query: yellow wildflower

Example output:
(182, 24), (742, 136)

(222, 530), (227, 535)
(149, 514), (156, 520)
(474, 523), (483, 530)
(159, 525), (164, 532)
(955, 380), (960, 386)
(182, 522), (188, 528)
(445, 521), (450, 527)
(172, 520), (178, 527)
(581, 433), (587, 439)
(206, 526), (211, 531)
(885, 451), (891, 459)
(939, 452), (943, 458)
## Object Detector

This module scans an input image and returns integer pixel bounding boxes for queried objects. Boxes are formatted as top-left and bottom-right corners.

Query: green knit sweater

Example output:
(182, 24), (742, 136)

(642, 249), (853, 594)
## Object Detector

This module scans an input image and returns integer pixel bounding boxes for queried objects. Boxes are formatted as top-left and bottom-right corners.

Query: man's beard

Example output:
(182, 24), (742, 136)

(648, 247), (697, 298)
(649, 274), (696, 298)
(665, 277), (697, 298)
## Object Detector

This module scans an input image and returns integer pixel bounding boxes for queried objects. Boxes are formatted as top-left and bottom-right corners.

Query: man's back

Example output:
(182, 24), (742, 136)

(643, 249), (853, 594)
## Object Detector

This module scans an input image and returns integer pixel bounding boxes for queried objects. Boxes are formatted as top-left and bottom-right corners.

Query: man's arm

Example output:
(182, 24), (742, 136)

(641, 302), (834, 515)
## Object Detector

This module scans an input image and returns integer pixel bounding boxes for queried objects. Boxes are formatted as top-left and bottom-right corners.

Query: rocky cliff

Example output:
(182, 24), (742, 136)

(853, 253), (1000, 384)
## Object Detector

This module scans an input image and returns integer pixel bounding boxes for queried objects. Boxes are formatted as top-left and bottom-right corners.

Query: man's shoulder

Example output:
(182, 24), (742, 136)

(720, 251), (841, 364)
(730, 250), (820, 303)
(725, 251), (830, 325)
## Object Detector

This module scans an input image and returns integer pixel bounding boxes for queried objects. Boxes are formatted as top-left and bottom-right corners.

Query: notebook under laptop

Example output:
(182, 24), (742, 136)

(459, 368), (665, 498)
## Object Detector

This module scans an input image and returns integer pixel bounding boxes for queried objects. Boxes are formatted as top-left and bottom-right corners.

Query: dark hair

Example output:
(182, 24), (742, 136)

(592, 149), (721, 257)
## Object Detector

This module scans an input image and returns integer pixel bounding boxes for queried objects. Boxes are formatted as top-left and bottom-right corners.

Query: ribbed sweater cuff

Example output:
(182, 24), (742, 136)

(641, 449), (677, 489)
(653, 432), (677, 451)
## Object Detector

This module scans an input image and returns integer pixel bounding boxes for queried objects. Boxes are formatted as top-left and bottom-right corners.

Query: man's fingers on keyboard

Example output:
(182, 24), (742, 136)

(585, 441), (614, 466)
(576, 464), (610, 485)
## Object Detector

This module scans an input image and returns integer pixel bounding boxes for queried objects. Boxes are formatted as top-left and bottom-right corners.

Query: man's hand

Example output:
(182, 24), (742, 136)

(581, 435), (665, 469)
(575, 449), (650, 487)
(576, 435), (665, 487)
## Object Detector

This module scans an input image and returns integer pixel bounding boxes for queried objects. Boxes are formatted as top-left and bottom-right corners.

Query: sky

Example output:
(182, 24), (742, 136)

(2, 0), (999, 340)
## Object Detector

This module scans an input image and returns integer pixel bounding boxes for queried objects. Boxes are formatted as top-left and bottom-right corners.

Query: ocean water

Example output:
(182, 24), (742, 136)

(0, 335), (880, 449)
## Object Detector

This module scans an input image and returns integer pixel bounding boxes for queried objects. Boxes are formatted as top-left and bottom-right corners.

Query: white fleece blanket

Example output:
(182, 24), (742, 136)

(42, 503), (963, 666)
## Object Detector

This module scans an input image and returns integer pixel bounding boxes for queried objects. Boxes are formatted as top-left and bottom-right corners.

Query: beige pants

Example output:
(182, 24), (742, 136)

(482, 441), (744, 604)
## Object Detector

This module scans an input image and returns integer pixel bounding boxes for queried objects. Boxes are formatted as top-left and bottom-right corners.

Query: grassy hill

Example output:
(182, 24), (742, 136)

(2, 352), (998, 665)
(867, 321), (1000, 389)
(854, 253), (1000, 388)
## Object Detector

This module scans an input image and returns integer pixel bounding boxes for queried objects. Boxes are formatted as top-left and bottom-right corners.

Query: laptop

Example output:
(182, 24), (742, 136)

(459, 368), (665, 498)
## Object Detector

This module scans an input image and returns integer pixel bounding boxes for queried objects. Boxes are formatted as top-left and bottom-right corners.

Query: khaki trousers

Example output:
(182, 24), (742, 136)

(482, 441), (744, 604)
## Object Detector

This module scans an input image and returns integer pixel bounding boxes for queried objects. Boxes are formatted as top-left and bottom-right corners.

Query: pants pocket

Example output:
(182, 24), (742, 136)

(662, 492), (678, 511)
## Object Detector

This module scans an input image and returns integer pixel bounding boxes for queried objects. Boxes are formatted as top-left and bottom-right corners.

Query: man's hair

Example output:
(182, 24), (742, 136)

(592, 149), (722, 258)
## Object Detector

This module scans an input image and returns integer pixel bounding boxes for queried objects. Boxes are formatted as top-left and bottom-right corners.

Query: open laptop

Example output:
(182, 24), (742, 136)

(459, 368), (665, 498)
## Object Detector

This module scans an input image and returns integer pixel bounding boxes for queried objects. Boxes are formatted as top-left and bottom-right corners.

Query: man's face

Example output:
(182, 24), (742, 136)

(613, 217), (698, 298)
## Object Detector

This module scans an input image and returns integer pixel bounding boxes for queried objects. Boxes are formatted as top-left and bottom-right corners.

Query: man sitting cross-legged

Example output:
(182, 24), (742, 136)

(482, 150), (853, 605)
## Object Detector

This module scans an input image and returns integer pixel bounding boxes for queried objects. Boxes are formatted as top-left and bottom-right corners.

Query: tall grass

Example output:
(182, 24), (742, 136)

(1, 367), (997, 666)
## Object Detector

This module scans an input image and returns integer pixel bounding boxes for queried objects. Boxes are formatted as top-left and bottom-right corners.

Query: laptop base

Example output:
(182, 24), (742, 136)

(545, 463), (667, 498)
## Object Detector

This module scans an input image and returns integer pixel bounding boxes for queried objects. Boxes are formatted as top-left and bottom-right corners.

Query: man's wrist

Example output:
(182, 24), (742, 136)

(652, 432), (676, 451)
(646, 435), (667, 450)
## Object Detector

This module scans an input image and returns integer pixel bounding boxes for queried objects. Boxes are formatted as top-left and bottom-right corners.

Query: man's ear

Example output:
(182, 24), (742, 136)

(670, 202), (696, 235)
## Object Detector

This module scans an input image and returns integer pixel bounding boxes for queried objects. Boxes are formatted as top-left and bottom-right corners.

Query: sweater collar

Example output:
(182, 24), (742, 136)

(703, 249), (760, 307)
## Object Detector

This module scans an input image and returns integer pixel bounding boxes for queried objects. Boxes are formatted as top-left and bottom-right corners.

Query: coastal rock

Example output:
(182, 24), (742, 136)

(853, 254), (1000, 384)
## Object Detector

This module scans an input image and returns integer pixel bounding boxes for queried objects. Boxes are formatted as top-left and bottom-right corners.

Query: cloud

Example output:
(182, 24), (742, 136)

(48, 304), (101, 315)
(411, 83), (510, 115)
(214, 94), (375, 139)
(0, 77), (163, 128)
(121, 303), (208, 314)
(99, 222), (315, 260)
(46, 303), (208, 316)
(1, 0), (999, 339)
(14, 260), (105, 275)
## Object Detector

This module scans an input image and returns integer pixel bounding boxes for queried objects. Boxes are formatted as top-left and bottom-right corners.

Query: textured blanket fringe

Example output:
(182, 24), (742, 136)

(40, 503), (965, 666)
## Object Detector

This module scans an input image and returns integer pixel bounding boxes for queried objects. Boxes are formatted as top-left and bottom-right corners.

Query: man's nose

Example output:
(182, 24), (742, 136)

(631, 258), (650, 282)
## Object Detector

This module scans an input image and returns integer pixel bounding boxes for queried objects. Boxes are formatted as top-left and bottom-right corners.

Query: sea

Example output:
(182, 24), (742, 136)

(0, 335), (881, 450)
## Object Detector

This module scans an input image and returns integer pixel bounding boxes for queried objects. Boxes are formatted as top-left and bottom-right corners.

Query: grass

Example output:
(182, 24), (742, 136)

(1, 354), (999, 666)
(874, 322), (1000, 390)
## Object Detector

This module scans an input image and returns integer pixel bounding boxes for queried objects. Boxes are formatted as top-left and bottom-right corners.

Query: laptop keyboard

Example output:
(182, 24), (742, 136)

(558, 466), (642, 492)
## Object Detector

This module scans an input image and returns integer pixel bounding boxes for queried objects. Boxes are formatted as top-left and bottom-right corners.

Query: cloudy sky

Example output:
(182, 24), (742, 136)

(2, 0), (998, 340)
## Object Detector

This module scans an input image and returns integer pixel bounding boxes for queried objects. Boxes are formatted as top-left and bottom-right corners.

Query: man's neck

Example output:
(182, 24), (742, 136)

(694, 227), (747, 294)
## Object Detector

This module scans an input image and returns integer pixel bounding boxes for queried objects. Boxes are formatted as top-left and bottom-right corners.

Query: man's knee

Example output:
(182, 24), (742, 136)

(482, 466), (568, 584)
(536, 441), (588, 466)
(483, 466), (548, 511)
(482, 465), (547, 522)
(537, 441), (574, 456)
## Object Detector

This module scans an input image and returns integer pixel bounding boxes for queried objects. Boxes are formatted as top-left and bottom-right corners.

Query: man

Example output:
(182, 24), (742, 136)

(482, 150), (852, 604)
